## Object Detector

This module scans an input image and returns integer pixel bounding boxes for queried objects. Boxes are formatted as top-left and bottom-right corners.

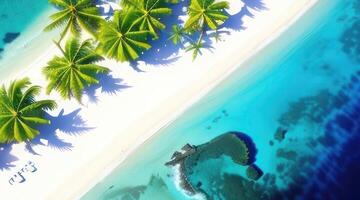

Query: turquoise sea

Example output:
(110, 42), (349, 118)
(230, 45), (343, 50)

(0, 0), (49, 52)
(0, 0), (53, 77)
(82, 0), (360, 199)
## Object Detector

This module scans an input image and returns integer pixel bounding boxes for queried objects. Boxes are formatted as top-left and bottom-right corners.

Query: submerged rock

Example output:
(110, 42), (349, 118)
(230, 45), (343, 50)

(269, 140), (274, 146)
(166, 132), (261, 197)
(165, 144), (196, 166)
(102, 175), (172, 200)
(246, 164), (264, 181)
(274, 127), (287, 142)
(3, 32), (20, 44)
(221, 173), (270, 200)
(103, 185), (146, 200)
(166, 132), (255, 167)
(184, 132), (255, 167)
(278, 90), (337, 127)
(276, 148), (298, 161)
(340, 19), (360, 62)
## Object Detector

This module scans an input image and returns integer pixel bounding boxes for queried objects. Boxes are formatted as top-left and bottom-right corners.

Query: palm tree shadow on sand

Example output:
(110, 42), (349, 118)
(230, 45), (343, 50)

(0, 144), (18, 171)
(26, 109), (94, 154)
(223, 0), (267, 31)
(95, 0), (116, 19)
(131, 0), (267, 68)
(84, 73), (131, 104)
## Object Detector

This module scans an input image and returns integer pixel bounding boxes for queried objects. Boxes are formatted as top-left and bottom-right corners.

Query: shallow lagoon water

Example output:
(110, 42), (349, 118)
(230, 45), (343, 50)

(0, 0), (55, 78)
(0, 0), (49, 52)
(82, 0), (360, 199)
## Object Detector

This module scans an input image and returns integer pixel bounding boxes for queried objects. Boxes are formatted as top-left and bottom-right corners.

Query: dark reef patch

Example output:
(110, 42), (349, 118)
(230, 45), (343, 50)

(166, 132), (264, 198)
(221, 173), (272, 200)
(185, 132), (256, 166)
(3, 32), (20, 44)
(102, 175), (173, 200)
(274, 127), (287, 142)
(276, 148), (297, 161)
(340, 19), (360, 62)
(278, 90), (338, 128)
(246, 164), (263, 180)
(205, 110), (229, 130)
(269, 140), (274, 146)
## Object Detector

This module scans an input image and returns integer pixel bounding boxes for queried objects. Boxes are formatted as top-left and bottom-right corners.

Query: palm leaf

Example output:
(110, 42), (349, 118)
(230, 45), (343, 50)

(0, 78), (56, 143)
(43, 37), (109, 102)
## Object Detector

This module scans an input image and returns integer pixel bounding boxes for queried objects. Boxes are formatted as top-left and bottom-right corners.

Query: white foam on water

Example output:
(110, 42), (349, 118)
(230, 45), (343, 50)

(171, 165), (207, 200)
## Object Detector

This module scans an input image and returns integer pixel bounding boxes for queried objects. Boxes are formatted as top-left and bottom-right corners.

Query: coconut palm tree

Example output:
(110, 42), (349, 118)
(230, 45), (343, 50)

(98, 10), (151, 62)
(45, 0), (103, 42)
(43, 37), (109, 102)
(183, 0), (228, 61)
(186, 41), (205, 60)
(184, 0), (229, 31)
(168, 25), (185, 45)
(0, 78), (57, 143)
(121, 0), (172, 39)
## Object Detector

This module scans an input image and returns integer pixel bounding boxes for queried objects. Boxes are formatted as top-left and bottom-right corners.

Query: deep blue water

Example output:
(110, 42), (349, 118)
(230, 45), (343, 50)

(82, 0), (360, 199)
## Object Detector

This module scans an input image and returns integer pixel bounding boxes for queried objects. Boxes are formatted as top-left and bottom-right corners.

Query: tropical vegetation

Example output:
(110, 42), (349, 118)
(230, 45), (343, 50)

(168, 25), (185, 45)
(184, 0), (229, 31)
(0, 78), (57, 143)
(183, 0), (229, 60)
(46, 0), (230, 62)
(0, 0), (232, 145)
(45, 0), (103, 42)
(98, 10), (151, 62)
(43, 37), (109, 102)
(120, 0), (172, 39)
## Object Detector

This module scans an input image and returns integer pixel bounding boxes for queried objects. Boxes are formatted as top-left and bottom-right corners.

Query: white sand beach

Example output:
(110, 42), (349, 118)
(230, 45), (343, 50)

(0, 0), (318, 199)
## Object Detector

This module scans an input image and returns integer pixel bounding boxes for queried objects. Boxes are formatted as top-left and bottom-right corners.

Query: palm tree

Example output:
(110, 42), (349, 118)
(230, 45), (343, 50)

(45, 0), (103, 42)
(121, 0), (172, 39)
(186, 41), (205, 60)
(184, 0), (228, 61)
(184, 0), (229, 31)
(0, 78), (57, 143)
(168, 25), (185, 45)
(43, 37), (109, 102)
(98, 10), (151, 62)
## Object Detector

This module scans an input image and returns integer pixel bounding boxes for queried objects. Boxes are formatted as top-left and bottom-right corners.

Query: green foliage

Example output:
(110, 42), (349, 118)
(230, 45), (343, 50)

(98, 10), (151, 62)
(184, 0), (229, 31)
(43, 37), (109, 102)
(44, 0), (232, 64)
(121, 0), (172, 39)
(186, 41), (204, 60)
(181, 0), (229, 61)
(45, 0), (103, 41)
(168, 25), (185, 45)
(0, 78), (57, 143)
(164, 0), (179, 3)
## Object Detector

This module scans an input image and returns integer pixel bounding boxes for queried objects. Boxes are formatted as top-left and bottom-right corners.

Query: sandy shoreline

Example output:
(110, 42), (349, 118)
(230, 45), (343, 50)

(0, 0), (319, 199)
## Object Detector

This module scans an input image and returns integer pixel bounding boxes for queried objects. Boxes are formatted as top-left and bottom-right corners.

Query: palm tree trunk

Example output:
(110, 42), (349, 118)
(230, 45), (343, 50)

(58, 21), (71, 43)
(53, 40), (66, 56)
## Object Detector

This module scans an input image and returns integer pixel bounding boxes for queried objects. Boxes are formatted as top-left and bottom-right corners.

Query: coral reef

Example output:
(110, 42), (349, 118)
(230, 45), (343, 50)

(246, 164), (264, 181)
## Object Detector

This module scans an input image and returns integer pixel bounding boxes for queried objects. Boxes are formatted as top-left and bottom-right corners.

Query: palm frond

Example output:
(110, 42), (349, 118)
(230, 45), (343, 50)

(43, 37), (109, 102)
(0, 78), (56, 143)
